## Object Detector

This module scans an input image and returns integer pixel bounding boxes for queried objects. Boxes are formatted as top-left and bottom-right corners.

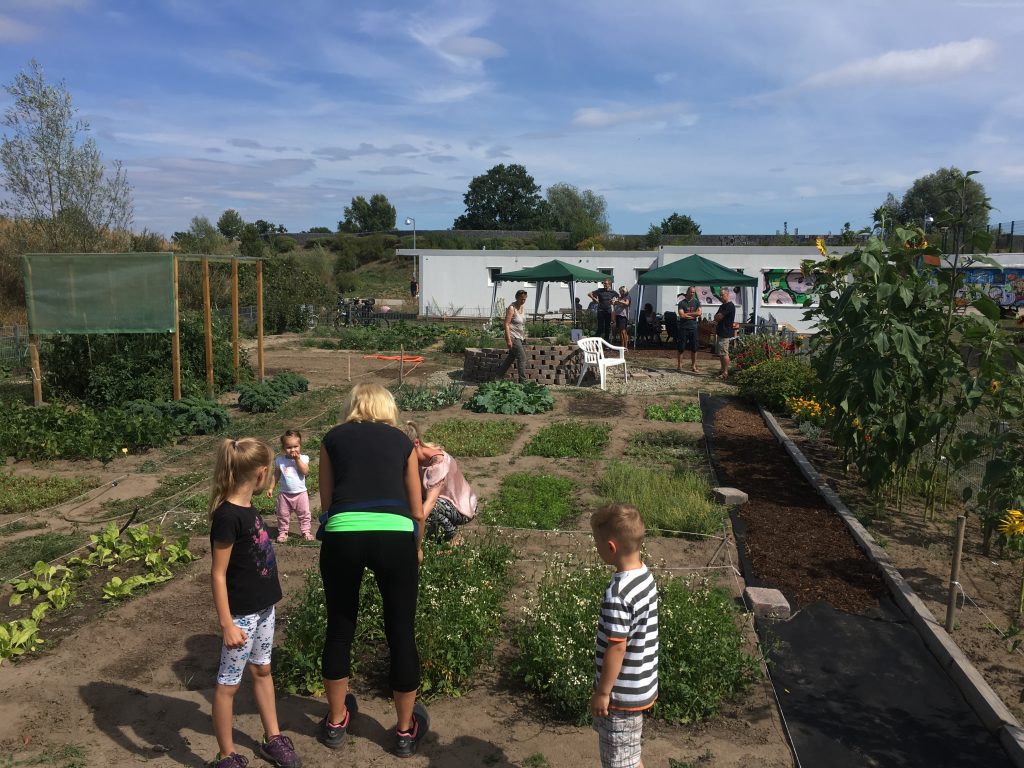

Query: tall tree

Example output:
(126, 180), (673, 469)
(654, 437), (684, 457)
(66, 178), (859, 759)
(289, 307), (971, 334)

(171, 216), (226, 254)
(545, 182), (609, 245)
(659, 212), (701, 236)
(217, 209), (245, 240)
(0, 59), (132, 252)
(338, 193), (396, 233)
(454, 164), (548, 230)
(892, 167), (989, 235)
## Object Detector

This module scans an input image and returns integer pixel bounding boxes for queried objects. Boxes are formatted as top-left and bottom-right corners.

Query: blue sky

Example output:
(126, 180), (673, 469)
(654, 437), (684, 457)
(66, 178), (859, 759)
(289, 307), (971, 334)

(1, 0), (1023, 237)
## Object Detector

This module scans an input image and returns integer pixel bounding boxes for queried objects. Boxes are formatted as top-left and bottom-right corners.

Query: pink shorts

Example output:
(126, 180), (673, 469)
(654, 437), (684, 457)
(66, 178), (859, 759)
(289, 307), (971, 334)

(276, 491), (311, 535)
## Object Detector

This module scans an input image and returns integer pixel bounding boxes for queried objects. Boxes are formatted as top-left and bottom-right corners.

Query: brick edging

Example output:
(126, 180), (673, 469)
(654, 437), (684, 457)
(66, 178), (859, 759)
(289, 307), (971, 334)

(758, 406), (1024, 767)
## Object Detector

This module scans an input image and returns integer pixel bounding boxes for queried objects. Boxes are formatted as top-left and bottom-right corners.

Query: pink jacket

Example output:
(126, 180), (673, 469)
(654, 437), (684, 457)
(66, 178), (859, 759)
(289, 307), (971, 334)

(421, 452), (477, 519)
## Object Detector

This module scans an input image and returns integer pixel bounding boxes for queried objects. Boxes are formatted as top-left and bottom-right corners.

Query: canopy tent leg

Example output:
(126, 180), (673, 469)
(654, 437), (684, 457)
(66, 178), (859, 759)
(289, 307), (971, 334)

(569, 282), (577, 328)
(632, 285), (644, 348)
(489, 282), (499, 325)
(753, 273), (762, 335)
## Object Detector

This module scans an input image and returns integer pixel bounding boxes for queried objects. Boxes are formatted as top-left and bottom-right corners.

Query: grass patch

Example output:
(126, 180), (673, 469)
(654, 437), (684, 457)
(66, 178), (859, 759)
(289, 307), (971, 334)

(98, 471), (207, 522)
(645, 401), (701, 423)
(276, 534), (514, 699)
(598, 460), (725, 536)
(0, 531), (84, 581)
(7, 744), (88, 767)
(482, 473), (576, 529)
(0, 473), (94, 515)
(512, 558), (756, 725)
(625, 430), (705, 471)
(522, 421), (611, 459)
(0, 519), (48, 535)
(424, 418), (523, 457)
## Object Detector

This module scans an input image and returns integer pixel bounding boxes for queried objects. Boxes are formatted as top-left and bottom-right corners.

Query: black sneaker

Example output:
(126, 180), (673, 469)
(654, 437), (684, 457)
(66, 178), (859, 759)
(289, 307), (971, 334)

(394, 702), (429, 758)
(319, 693), (358, 750)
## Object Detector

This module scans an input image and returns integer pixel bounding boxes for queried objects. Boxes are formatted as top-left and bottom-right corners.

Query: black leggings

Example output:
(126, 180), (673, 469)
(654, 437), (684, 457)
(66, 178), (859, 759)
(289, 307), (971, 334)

(320, 530), (420, 692)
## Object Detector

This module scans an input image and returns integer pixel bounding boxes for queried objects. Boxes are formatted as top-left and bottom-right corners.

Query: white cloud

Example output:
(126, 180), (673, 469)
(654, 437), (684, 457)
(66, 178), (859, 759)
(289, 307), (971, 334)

(798, 38), (995, 90)
(362, 165), (428, 176)
(571, 102), (698, 129)
(654, 72), (676, 85)
(415, 81), (487, 104)
(0, 13), (36, 41)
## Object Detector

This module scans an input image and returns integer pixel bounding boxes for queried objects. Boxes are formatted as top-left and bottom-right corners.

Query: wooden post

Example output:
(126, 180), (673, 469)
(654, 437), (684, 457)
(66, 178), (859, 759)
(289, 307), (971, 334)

(347, 353), (351, 382)
(945, 515), (967, 632)
(29, 335), (42, 406)
(231, 258), (239, 385)
(202, 256), (214, 399)
(171, 256), (182, 400)
(256, 258), (265, 383)
(399, 344), (405, 385)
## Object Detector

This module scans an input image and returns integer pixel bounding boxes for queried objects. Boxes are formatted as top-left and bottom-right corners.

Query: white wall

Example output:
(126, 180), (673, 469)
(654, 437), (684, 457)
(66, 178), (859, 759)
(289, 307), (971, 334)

(399, 245), (855, 332)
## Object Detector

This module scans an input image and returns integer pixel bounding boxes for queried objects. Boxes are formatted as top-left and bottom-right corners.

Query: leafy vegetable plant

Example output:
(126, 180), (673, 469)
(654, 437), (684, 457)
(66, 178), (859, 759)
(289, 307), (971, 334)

(464, 381), (554, 415)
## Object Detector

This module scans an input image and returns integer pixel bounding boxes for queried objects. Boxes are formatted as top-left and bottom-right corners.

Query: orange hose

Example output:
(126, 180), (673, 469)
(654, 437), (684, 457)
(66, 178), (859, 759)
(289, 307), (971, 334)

(363, 354), (425, 363)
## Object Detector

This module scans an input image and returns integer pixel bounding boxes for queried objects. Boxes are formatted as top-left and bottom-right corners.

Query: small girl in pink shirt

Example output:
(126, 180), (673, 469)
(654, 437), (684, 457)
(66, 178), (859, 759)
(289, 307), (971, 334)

(403, 422), (477, 542)
(267, 429), (312, 542)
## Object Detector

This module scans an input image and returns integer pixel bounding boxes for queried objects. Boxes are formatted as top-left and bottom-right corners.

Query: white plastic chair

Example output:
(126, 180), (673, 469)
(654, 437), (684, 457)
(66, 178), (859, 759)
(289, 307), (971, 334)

(575, 337), (628, 390)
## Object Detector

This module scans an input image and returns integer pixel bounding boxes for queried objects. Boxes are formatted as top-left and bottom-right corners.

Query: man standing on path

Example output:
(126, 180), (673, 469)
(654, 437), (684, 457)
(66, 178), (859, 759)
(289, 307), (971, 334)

(714, 287), (737, 380)
(588, 278), (617, 342)
(676, 287), (702, 373)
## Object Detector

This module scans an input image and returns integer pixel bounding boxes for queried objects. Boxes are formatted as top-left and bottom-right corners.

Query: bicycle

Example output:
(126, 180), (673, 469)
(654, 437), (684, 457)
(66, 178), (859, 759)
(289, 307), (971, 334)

(334, 299), (390, 330)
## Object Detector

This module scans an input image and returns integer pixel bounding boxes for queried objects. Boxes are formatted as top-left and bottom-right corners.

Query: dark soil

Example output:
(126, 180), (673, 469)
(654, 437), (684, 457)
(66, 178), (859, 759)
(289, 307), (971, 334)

(705, 398), (887, 613)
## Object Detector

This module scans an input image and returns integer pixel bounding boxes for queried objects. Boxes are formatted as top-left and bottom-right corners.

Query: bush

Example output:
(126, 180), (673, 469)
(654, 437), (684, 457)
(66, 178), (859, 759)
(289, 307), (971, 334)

(512, 560), (756, 724)
(524, 321), (571, 344)
(464, 381), (554, 415)
(236, 373), (309, 413)
(440, 328), (503, 353)
(523, 421), (611, 459)
(730, 334), (799, 374)
(261, 253), (335, 333)
(123, 397), (230, 435)
(44, 313), (247, 406)
(732, 357), (818, 412)
(335, 322), (446, 352)
(276, 536), (514, 698)
(483, 473), (576, 529)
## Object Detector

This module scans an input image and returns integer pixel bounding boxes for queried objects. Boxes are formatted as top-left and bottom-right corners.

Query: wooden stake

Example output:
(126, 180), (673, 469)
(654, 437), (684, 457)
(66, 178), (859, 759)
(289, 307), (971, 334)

(171, 255), (181, 400)
(945, 515), (967, 632)
(231, 258), (239, 385)
(347, 353), (351, 382)
(202, 256), (214, 399)
(29, 334), (42, 406)
(400, 344), (405, 385)
(256, 258), (265, 383)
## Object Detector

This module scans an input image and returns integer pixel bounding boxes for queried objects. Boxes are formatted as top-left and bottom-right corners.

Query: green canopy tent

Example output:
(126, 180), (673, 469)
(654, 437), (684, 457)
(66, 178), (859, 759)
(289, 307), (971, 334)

(636, 254), (760, 347)
(489, 259), (611, 327)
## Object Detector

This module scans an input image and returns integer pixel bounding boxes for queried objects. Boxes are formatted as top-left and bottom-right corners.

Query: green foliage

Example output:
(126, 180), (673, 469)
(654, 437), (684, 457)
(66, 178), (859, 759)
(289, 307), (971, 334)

(482, 473), (576, 529)
(440, 327), (504, 353)
(454, 163), (548, 230)
(660, 212), (702, 236)
(545, 182), (609, 244)
(276, 536), (514, 698)
(216, 209), (244, 240)
(731, 357), (818, 412)
(895, 166), (989, 235)
(0, 532), (83, 581)
(523, 421), (611, 459)
(237, 372), (309, 413)
(44, 312), (246, 406)
(423, 418), (523, 457)
(262, 253), (335, 333)
(464, 381), (554, 415)
(625, 431), (705, 471)
(9, 561), (74, 611)
(512, 560), (754, 724)
(122, 397), (230, 435)
(172, 216), (227, 254)
(0, 473), (93, 515)
(645, 401), (702, 423)
(339, 193), (397, 233)
(598, 461), (725, 536)
(0, 617), (44, 664)
(730, 333), (799, 373)
(393, 382), (464, 412)
(524, 321), (571, 344)
(330, 321), (445, 352)
(101, 572), (172, 601)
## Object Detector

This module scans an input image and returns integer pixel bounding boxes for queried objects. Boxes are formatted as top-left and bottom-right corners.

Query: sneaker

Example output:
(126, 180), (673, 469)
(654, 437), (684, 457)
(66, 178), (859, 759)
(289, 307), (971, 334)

(319, 692), (358, 750)
(259, 734), (300, 768)
(394, 702), (429, 758)
(209, 754), (248, 768)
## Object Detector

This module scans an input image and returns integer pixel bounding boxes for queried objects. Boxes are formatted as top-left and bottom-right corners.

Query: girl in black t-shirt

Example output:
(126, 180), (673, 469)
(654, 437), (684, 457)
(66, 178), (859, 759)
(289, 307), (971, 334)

(207, 437), (299, 768)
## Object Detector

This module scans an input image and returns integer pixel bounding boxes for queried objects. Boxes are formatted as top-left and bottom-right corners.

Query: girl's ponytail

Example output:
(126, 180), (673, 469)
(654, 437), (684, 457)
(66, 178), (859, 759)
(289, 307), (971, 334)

(209, 438), (274, 518)
(402, 420), (442, 451)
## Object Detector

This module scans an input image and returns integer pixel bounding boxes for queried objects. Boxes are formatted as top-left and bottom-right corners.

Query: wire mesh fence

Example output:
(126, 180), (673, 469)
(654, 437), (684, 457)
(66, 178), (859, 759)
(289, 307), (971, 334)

(991, 220), (1024, 252)
(0, 325), (29, 369)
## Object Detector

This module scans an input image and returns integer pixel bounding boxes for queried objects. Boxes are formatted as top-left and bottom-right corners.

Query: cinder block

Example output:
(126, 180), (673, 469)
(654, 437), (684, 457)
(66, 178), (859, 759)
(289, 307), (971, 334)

(713, 487), (749, 506)
(744, 587), (791, 620)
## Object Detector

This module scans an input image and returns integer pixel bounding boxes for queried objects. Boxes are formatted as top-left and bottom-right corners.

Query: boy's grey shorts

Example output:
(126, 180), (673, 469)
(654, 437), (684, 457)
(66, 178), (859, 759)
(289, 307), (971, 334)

(592, 711), (644, 768)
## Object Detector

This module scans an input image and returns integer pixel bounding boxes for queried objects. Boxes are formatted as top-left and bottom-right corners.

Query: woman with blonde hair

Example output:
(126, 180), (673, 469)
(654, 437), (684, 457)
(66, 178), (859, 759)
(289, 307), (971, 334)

(316, 383), (429, 758)
(403, 421), (478, 543)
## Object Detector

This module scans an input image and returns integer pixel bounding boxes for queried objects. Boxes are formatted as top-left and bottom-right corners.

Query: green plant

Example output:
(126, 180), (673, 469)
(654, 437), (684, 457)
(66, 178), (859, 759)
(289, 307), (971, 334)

(625, 431), (704, 471)
(730, 334), (799, 373)
(522, 754), (551, 768)
(333, 322), (446, 352)
(393, 382), (465, 412)
(598, 461), (725, 536)
(645, 401), (702, 423)
(732, 357), (818, 412)
(512, 559), (755, 724)
(440, 327), (503, 353)
(483, 473), (576, 529)
(464, 381), (554, 415)
(0, 532), (84, 581)
(423, 419), (523, 457)
(522, 421), (610, 459)
(9, 561), (75, 611)
(276, 536), (514, 698)
(0, 616), (45, 664)
(101, 571), (172, 601)
(237, 372), (311, 413)
(0, 473), (94, 515)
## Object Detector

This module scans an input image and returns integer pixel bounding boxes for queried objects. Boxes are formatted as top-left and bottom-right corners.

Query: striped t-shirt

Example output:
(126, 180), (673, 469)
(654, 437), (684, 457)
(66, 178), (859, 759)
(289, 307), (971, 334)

(594, 564), (659, 711)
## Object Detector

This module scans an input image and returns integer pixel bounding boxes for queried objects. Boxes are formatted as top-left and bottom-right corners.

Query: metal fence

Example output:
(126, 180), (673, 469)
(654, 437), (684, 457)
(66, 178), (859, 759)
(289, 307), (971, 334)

(991, 220), (1024, 253)
(0, 325), (28, 369)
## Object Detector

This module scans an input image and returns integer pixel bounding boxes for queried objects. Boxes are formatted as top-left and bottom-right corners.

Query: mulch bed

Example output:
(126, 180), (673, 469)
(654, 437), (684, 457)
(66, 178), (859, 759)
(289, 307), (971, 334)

(706, 398), (887, 613)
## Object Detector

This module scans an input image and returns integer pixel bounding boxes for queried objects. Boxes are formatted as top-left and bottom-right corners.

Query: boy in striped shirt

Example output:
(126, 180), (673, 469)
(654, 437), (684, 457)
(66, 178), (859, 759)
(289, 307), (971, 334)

(590, 503), (659, 768)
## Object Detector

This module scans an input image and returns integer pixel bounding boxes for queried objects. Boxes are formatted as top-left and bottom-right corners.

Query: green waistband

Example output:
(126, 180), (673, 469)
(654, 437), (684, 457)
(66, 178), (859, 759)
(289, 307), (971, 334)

(324, 511), (414, 533)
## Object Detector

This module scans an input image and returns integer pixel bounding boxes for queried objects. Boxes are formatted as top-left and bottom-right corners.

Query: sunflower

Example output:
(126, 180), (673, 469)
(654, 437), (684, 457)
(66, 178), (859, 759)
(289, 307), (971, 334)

(991, 380), (1000, 393)
(815, 238), (827, 258)
(1000, 509), (1024, 538)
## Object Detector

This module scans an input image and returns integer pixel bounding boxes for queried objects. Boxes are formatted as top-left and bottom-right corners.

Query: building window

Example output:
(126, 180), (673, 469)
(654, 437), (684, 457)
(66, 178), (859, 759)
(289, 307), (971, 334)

(598, 267), (613, 276)
(635, 268), (648, 283)
(487, 267), (502, 287)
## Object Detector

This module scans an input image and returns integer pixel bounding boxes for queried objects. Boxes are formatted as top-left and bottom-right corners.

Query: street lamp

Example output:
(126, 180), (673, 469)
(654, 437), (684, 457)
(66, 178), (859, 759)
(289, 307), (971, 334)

(405, 217), (416, 250)
(924, 214), (934, 233)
